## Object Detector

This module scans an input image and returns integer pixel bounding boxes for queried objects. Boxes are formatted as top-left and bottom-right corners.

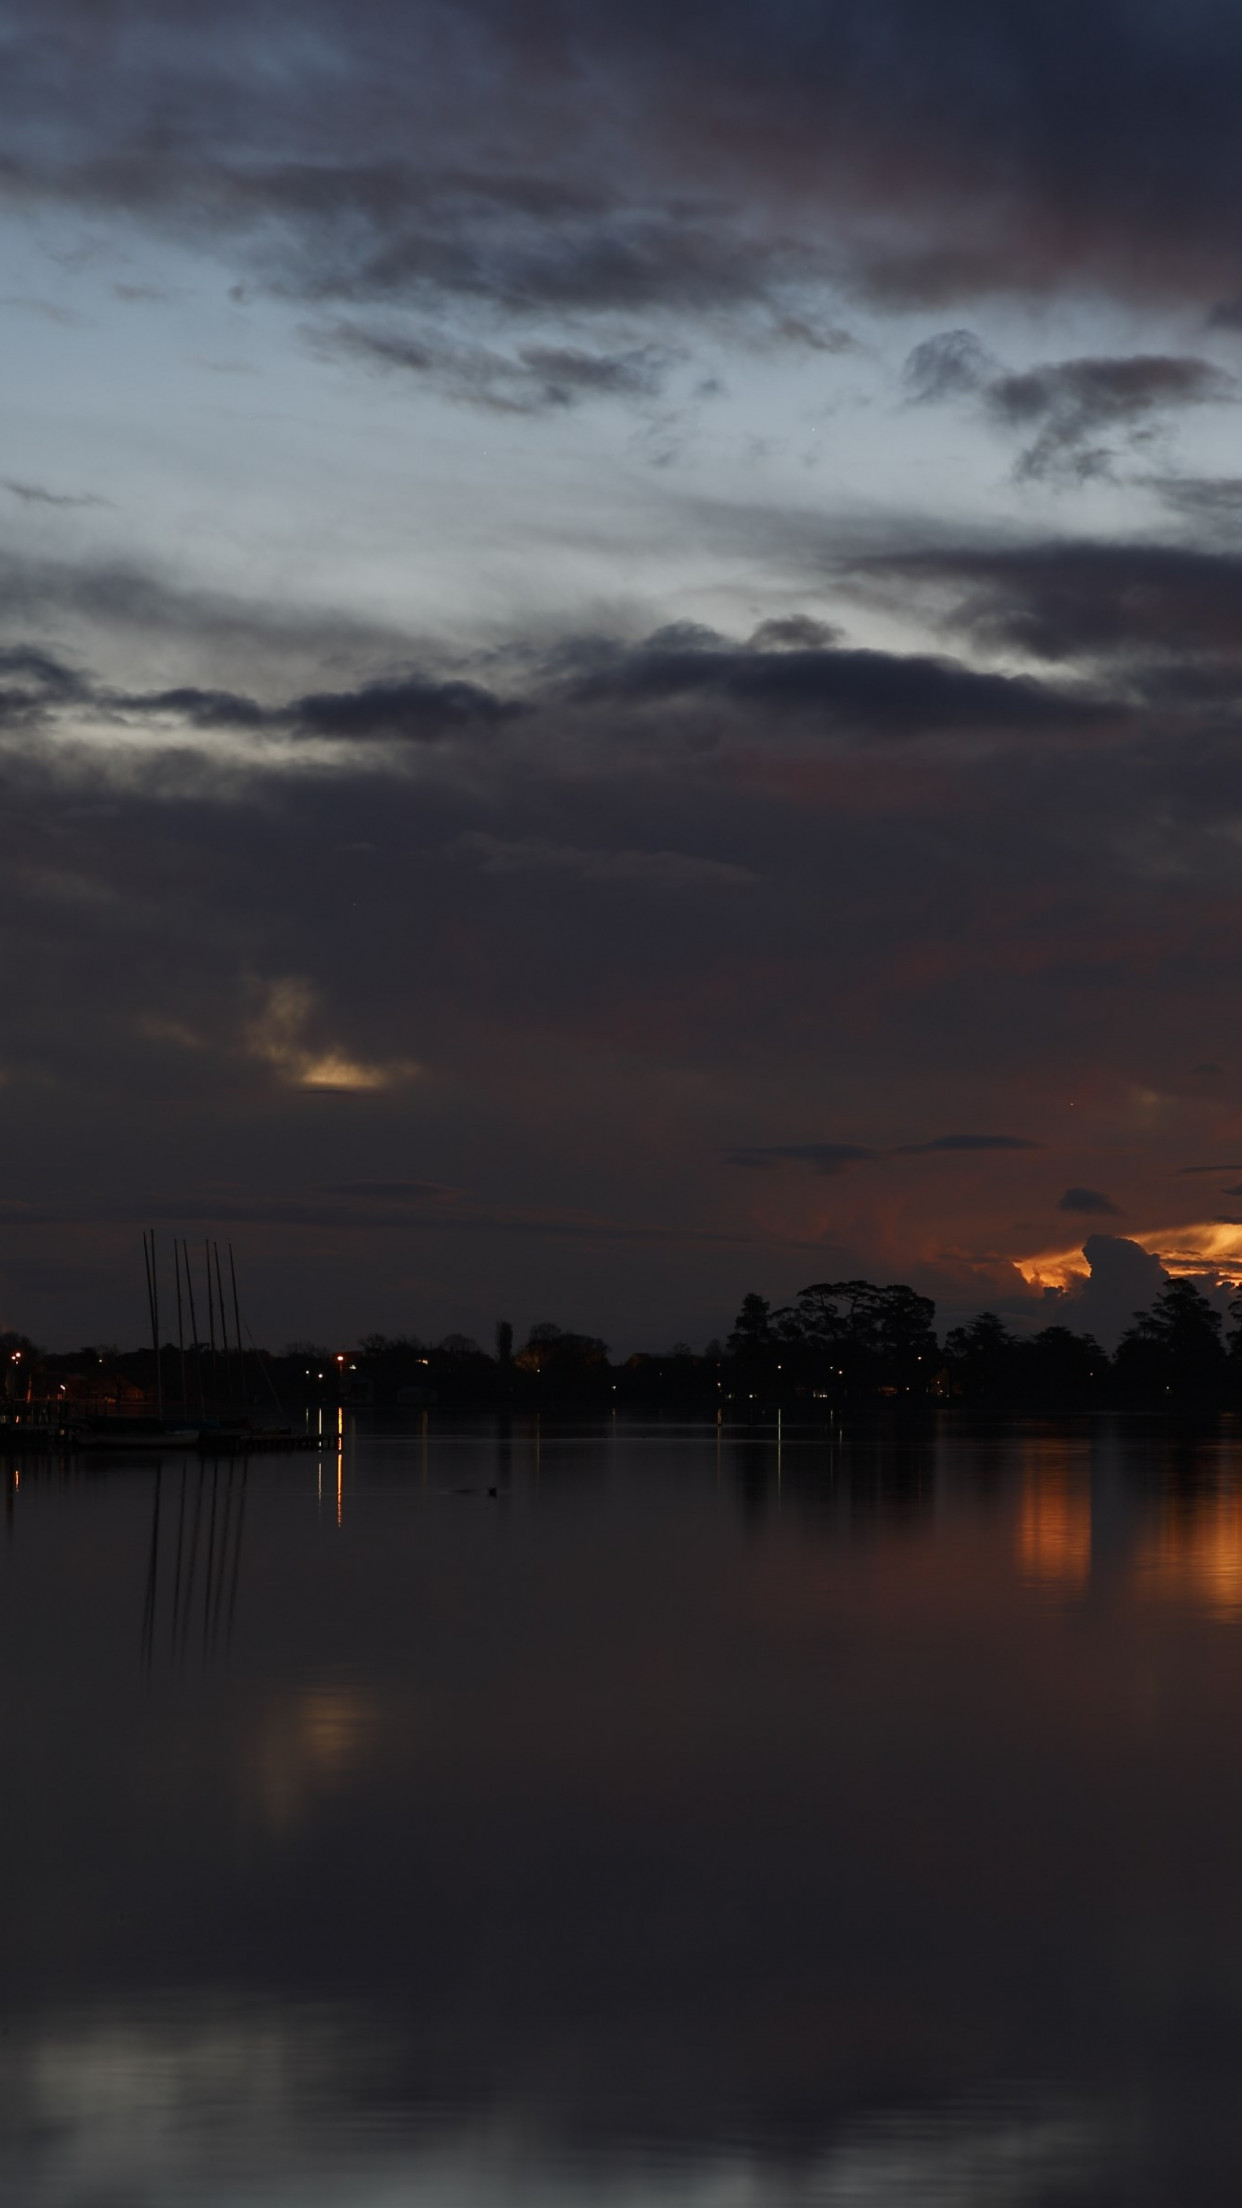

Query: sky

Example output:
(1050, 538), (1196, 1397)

(7, 0), (1242, 1349)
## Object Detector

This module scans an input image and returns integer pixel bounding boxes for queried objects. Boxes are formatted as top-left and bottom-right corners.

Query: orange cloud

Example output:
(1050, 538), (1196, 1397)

(1018, 1220), (1242, 1293)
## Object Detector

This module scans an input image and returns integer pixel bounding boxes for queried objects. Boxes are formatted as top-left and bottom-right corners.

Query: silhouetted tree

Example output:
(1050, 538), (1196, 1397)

(943, 1312), (1021, 1403)
(1021, 1324), (1108, 1407)
(726, 1293), (778, 1390)
(1227, 1293), (1242, 1373)
(728, 1294), (772, 1351)
(352, 1333), (429, 1398)
(1116, 1278), (1226, 1403)
(27, 1266), (1242, 1419)
(429, 1333), (496, 1394)
(620, 1342), (711, 1406)
(517, 1321), (610, 1392)
(784, 1280), (938, 1397)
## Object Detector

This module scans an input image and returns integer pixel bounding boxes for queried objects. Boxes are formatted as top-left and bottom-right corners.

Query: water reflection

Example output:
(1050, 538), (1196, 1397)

(1133, 1477), (1242, 1620)
(141, 1458), (248, 1668)
(729, 1418), (936, 1537)
(0, 2002), (1107, 2206)
(8, 1416), (1242, 2203)
(1017, 1443), (1092, 1590)
(249, 1688), (378, 1832)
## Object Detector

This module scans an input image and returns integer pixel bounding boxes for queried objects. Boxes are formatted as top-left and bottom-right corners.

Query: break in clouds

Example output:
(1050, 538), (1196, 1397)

(4, 0), (1242, 1343)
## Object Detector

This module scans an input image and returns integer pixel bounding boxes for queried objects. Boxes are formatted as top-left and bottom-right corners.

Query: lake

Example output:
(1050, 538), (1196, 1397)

(3, 1412), (1242, 2204)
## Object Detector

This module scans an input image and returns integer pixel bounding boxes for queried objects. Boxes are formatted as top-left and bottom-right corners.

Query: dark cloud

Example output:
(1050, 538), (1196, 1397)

(253, 169), (788, 319)
(0, 596), (1114, 765)
(1059, 1186), (1122, 1215)
(0, 645), (88, 730)
(0, 562), (1238, 1345)
(903, 330), (997, 405)
(905, 339), (1234, 482)
(311, 319), (672, 412)
(11, 0), (1242, 323)
(747, 616), (841, 651)
(119, 685), (270, 731)
(559, 626), (1100, 740)
(867, 540), (1242, 672)
(988, 356), (1234, 483)
(2, 480), (110, 509)
(728, 1136), (1038, 1174)
(286, 673), (521, 742)
(0, 647), (84, 697)
(1149, 476), (1242, 524)
(0, 654), (520, 750)
(1059, 1235), (1168, 1351)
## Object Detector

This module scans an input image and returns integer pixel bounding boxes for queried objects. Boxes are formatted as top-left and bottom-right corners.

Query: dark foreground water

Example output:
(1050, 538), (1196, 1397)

(5, 1414), (1242, 2204)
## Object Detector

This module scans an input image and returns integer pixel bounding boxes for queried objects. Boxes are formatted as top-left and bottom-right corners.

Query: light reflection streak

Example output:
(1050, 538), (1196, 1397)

(1017, 1447), (1091, 1589)
(1133, 1478), (1242, 1620)
(249, 1688), (374, 1830)
(1010, 1442), (1242, 1623)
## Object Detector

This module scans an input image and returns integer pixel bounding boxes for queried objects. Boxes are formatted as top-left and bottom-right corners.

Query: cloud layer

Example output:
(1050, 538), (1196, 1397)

(3, 1), (1242, 1342)
(12, 0), (1242, 318)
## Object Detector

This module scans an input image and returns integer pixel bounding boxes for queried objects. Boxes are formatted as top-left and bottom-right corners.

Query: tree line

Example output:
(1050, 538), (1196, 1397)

(4, 1271), (1242, 1412)
(725, 1277), (1242, 1410)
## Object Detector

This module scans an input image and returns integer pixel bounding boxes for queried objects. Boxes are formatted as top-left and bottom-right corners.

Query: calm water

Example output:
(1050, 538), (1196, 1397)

(4, 1414), (1242, 2204)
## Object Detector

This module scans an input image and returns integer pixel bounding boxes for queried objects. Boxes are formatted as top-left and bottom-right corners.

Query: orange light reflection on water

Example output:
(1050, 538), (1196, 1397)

(1134, 1482), (1242, 1621)
(1017, 1447), (1092, 1589)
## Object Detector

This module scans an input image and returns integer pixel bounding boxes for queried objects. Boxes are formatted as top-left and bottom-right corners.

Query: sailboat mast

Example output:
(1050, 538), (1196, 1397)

(183, 1238), (205, 1419)
(143, 1229), (164, 1420)
(174, 1239), (188, 1416)
(205, 1240), (219, 1416)
(229, 1245), (247, 1412)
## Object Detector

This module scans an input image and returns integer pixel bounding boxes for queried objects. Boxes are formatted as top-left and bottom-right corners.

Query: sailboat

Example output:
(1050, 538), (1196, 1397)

(72, 1234), (316, 1453)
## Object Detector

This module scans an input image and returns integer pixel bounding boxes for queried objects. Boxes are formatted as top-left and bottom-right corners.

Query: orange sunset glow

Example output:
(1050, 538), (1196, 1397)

(1018, 1221), (1242, 1297)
